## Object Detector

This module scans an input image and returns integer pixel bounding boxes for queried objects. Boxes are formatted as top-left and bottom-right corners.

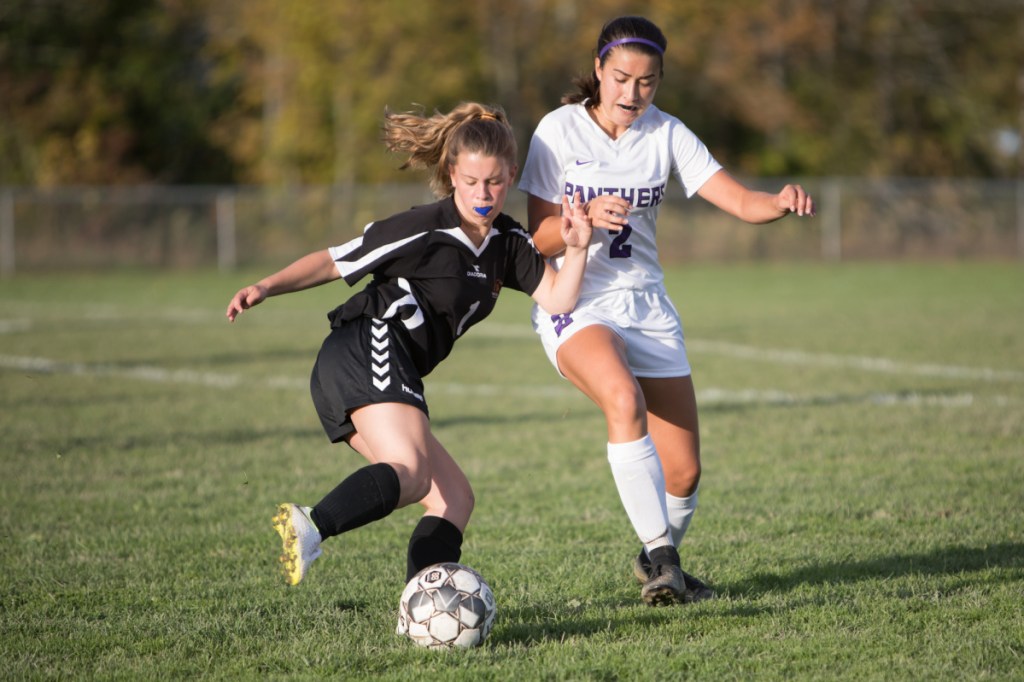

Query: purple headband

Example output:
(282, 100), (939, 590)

(598, 37), (664, 60)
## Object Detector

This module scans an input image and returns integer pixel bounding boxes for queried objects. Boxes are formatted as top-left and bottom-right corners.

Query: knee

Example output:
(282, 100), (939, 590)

(664, 459), (701, 497)
(600, 381), (646, 427)
(392, 458), (433, 505)
(424, 477), (475, 521)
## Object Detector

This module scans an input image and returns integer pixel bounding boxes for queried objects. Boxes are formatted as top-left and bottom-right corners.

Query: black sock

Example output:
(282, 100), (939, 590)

(406, 515), (464, 581)
(648, 545), (680, 568)
(310, 463), (401, 540)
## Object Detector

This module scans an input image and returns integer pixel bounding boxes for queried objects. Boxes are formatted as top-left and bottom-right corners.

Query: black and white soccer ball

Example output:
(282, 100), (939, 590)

(396, 562), (496, 649)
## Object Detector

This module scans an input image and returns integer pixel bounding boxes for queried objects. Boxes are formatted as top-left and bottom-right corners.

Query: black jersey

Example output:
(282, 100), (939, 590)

(326, 196), (546, 376)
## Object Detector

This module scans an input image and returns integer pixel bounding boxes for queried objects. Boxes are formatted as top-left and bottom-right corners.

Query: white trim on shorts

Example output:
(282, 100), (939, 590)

(531, 285), (692, 379)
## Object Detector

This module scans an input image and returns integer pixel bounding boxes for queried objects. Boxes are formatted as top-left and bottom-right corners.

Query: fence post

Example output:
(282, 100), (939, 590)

(821, 178), (842, 262)
(1018, 178), (1024, 261)
(216, 190), (236, 272)
(0, 189), (13, 278)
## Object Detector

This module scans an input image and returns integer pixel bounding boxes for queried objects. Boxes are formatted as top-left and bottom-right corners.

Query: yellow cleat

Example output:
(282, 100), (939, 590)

(272, 503), (322, 586)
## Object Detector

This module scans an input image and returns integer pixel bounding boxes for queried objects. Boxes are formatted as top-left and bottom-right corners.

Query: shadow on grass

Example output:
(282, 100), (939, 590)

(725, 541), (1024, 597)
(490, 599), (675, 646)
(481, 543), (1024, 645)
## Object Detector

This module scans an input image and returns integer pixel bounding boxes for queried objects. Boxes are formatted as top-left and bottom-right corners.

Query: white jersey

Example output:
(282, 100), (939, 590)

(519, 102), (722, 296)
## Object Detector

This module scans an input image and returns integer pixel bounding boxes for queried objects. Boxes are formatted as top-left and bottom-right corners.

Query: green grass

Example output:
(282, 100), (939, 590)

(2, 262), (1022, 680)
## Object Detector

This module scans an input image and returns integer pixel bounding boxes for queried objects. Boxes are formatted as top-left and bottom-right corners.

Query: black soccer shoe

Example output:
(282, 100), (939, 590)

(634, 548), (716, 604)
(640, 546), (685, 606)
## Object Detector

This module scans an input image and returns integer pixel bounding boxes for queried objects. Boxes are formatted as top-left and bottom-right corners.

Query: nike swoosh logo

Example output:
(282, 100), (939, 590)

(575, 160), (593, 166)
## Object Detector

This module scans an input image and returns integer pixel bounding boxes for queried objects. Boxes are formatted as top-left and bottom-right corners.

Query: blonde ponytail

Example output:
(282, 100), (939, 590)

(383, 103), (516, 197)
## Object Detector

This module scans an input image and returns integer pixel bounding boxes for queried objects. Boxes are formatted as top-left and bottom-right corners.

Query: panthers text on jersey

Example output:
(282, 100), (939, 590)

(519, 102), (722, 296)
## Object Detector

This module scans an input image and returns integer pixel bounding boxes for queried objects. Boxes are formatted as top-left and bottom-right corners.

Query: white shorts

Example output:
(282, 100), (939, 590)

(531, 286), (691, 379)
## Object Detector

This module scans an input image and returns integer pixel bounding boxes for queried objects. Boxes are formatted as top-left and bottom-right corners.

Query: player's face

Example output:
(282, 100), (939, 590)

(449, 152), (517, 230)
(593, 48), (661, 134)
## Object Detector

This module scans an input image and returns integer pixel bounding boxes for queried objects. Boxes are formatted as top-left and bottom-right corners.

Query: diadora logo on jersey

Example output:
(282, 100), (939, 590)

(564, 182), (668, 209)
(466, 264), (487, 280)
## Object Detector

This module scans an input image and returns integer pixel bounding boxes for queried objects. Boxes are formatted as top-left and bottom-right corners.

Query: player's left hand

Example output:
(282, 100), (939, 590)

(776, 184), (815, 217)
(560, 191), (593, 249)
(226, 284), (268, 322)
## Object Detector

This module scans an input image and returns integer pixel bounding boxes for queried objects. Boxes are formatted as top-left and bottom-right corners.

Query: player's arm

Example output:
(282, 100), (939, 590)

(529, 193), (592, 314)
(697, 169), (815, 223)
(528, 193), (628, 258)
(226, 249), (339, 321)
(526, 194), (569, 257)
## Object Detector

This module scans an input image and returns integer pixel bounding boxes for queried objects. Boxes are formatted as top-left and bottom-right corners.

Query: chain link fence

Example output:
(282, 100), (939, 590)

(1, 178), (1022, 276)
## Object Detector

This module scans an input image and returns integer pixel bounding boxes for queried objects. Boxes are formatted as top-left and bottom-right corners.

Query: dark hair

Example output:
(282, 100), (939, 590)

(383, 102), (516, 198)
(562, 16), (667, 107)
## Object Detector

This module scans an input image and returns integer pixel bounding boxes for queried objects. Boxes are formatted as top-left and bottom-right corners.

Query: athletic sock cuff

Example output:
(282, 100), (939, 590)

(666, 488), (698, 509)
(310, 462), (401, 539)
(410, 515), (464, 547)
(606, 434), (658, 463)
(406, 515), (464, 580)
(365, 462), (402, 513)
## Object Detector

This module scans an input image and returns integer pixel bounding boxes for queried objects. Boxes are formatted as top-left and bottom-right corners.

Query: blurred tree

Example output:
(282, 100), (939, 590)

(0, 0), (238, 184)
(647, 0), (1024, 177)
(1, 0), (1020, 184)
(816, 0), (1023, 177)
(207, 0), (487, 185)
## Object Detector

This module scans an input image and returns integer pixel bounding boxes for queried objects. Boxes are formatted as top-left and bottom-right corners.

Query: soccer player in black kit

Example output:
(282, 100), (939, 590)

(226, 102), (593, 588)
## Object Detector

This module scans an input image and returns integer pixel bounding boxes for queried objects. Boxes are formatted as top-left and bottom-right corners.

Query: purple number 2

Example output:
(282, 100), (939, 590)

(609, 224), (633, 258)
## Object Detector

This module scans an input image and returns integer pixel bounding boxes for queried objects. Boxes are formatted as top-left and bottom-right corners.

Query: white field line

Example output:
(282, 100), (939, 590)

(1, 315), (1019, 408)
(0, 354), (1011, 408)
(686, 339), (1024, 383)
(0, 354), (242, 388)
(0, 319), (32, 334)
(5, 312), (1021, 383)
(471, 325), (1024, 383)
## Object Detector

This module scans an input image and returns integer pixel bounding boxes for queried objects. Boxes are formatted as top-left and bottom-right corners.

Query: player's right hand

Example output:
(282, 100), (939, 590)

(560, 191), (593, 249)
(226, 284), (268, 322)
(584, 194), (632, 231)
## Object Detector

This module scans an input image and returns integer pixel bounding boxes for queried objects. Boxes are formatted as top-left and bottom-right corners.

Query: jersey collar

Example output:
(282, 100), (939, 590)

(439, 196), (497, 257)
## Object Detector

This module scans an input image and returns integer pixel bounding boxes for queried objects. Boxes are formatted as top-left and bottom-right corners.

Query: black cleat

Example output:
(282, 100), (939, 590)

(640, 546), (685, 606)
(634, 548), (716, 603)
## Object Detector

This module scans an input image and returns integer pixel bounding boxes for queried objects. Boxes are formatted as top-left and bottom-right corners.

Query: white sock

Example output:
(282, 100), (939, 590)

(606, 435), (671, 552)
(666, 488), (698, 547)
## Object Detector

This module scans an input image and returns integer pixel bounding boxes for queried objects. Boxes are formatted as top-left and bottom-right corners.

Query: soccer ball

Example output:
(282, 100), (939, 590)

(397, 562), (496, 649)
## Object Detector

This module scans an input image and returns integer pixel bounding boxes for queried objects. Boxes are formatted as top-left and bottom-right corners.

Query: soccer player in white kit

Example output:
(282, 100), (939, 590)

(520, 16), (815, 606)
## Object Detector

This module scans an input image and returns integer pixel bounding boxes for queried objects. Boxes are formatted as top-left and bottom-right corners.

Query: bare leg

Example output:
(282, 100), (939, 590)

(347, 426), (474, 531)
(556, 325), (647, 442)
(347, 404), (474, 579)
(638, 375), (701, 498)
(556, 325), (673, 552)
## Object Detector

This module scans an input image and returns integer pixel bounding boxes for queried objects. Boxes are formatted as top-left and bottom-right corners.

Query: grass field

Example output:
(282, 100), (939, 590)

(1, 262), (1022, 680)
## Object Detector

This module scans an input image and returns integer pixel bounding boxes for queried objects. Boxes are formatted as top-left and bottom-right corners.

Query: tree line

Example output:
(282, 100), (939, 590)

(1, 0), (1021, 186)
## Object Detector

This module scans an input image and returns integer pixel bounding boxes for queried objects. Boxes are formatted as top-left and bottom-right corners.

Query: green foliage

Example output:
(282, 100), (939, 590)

(0, 0), (238, 184)
(2, 0), (1021, 184)
(1, 263), (1022, 679)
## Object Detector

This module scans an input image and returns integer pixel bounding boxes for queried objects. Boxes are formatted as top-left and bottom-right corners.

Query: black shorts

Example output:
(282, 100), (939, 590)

(310, 316), (429, 443)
